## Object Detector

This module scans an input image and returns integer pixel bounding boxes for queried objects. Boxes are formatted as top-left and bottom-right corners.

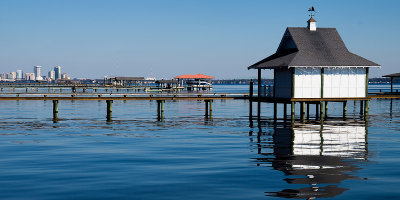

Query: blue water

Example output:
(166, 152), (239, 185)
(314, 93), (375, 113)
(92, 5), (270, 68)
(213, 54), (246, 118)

(0, 86), (400, 199)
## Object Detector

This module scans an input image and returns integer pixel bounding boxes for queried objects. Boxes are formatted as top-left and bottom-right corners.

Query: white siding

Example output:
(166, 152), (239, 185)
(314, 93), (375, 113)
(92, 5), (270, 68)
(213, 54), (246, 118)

(323, 67), (366, 98)
(275, 69), (292, 98)
(294, 68), (321, 98)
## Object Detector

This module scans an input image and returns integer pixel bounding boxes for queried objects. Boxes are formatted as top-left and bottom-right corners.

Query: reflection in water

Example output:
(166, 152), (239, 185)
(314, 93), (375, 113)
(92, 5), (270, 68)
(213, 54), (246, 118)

(252, 121), (368, 199)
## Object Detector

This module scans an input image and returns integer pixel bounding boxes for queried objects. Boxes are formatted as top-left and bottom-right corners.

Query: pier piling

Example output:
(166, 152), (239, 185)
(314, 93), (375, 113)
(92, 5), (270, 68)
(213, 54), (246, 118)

(53, 100), (59, 121)
(106, 100), (113, 121)
(204, 100), (213, 118)
(320, 101), (324, 121)
(291, 102), (295, 122)
(324, 102), (328, 119)
(157, 100), (165, 120)
(300, 102), (305, 122)
(364, 100), (370, 115)
(360, 101), (364, 116)
(205, 100), (209, 117)
(249, 81), (253, 121)
(283, 103), (287, 120)
(209, 100), (213, 117)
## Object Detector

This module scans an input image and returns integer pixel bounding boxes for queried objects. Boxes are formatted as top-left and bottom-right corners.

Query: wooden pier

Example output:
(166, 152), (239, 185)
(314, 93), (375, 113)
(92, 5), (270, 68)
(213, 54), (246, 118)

(0, 93), (233, 122)
(1, 83), (399, 123)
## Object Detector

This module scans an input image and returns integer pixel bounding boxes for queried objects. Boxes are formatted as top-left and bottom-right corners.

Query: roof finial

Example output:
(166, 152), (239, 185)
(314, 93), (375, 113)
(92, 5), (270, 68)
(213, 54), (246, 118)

(307, 6), (317, 31)
(308, 6), (316, 18)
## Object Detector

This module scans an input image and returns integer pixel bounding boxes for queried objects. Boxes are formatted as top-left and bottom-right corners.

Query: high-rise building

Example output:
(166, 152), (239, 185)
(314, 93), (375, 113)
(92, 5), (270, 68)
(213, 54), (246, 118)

(16, 70), (23, 80)
(25, 73), (35, 81)
(7, 72), (16, 80)
(34, 66), (42, 80)
(54, 66), (61, 80)
(48, 70), (55, 80)
(0, 73), (6, 80)
(61, 73), (70, 80)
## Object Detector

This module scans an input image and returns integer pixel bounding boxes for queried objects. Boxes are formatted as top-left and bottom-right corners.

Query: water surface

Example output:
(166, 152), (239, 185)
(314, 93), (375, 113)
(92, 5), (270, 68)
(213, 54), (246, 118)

(0, 94), (399, 199)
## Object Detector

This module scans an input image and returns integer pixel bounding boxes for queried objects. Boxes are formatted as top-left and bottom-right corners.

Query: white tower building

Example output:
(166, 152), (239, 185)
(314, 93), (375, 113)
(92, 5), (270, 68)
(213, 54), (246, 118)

(48, 70), (56, 80)
(34, 66), (43, 81)
(16, 70), (23, 80)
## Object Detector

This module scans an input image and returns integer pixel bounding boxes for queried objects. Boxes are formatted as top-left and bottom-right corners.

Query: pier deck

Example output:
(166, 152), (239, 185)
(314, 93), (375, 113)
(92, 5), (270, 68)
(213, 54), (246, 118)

(0, 93), (247, 101)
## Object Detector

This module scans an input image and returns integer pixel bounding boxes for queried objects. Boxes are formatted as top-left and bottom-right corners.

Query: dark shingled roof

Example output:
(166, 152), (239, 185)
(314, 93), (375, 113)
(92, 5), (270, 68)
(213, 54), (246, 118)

(383, 73), (400, 78)
(113, 77), (145, 81)
(248, 27), (380, 69)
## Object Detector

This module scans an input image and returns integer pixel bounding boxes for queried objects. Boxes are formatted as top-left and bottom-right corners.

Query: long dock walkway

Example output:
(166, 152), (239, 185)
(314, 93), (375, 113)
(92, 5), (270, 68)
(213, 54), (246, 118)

(0, 93), (247, 101)
(0, 93), (245, 121)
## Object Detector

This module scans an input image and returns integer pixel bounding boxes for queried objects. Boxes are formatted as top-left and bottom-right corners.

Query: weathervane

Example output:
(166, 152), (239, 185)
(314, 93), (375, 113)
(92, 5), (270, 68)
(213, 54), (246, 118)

(308, 6), (316, 18)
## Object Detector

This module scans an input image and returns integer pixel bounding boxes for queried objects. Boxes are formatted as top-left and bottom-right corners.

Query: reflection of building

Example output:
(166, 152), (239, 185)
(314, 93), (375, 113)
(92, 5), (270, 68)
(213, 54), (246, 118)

(254, 122), (367, 199)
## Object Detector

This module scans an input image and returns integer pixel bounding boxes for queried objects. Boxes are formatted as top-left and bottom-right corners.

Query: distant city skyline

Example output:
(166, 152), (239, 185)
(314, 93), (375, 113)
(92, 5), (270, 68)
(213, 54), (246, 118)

(0, 65), (69, 82)
(0, 0), (399, 79)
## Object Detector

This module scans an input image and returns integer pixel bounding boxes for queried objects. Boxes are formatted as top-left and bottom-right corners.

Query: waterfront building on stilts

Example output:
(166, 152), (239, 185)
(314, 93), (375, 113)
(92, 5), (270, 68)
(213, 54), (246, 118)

(247, 8), (381, 121)
(174, 74), (214, 91)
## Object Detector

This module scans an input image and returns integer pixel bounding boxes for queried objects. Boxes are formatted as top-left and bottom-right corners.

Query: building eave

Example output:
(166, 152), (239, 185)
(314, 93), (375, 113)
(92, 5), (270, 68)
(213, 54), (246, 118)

(288, 65), (381, 68)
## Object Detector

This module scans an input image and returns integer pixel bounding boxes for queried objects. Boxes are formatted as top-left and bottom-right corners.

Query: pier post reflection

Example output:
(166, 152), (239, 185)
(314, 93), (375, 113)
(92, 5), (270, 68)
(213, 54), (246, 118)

(251, 120), (368, 199)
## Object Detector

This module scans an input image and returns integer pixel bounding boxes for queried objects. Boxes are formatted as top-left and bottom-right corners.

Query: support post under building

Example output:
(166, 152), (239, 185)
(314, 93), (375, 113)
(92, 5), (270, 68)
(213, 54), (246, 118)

(249, 81), (253, 121)
(320, 101), (324, 121)
(291, 102), (295, 122)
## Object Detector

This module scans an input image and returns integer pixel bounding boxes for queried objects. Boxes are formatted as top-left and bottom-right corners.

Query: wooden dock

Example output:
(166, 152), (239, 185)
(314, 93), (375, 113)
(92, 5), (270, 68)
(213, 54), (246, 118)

(0, 93), (246, 101)
(0, 94), (230, 122)
(1, 84), (400, 123)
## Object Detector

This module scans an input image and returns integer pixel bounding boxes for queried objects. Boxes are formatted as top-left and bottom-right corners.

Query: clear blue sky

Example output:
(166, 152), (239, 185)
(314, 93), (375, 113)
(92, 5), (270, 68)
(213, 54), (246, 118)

(0, 0), (398, 79)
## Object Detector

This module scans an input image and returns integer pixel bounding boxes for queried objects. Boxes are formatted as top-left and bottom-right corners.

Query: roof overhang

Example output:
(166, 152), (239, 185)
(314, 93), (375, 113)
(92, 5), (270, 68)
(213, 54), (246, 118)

(249, 65), (381, 70)
(155, 80), (179, 84)
(383, 73), (400, 78)
(288, 65), (381, 68)
(174, 74), (214, 79)
(112, 77), (145, 81)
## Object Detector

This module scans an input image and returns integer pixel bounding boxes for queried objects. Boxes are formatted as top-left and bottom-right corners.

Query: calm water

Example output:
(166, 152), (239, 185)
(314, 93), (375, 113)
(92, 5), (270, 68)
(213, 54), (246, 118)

(0, 86), (400, 199)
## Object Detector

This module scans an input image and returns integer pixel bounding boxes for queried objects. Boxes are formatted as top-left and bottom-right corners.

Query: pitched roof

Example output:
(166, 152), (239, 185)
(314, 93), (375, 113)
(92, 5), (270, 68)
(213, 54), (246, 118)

(383, 73), (400, 78)
(113, 77), (145, 81)
(248, 27), (380, 69)
(174, 74), (214, 79)
(308, 17), (317, 22)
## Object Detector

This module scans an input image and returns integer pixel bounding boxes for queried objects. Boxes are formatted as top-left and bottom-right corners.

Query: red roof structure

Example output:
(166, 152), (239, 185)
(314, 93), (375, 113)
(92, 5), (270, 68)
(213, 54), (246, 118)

(174, 74), (214, 79)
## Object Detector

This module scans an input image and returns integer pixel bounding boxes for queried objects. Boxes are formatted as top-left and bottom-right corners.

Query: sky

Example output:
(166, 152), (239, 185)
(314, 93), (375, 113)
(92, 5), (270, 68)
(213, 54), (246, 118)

(0, 0), (399, 79)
